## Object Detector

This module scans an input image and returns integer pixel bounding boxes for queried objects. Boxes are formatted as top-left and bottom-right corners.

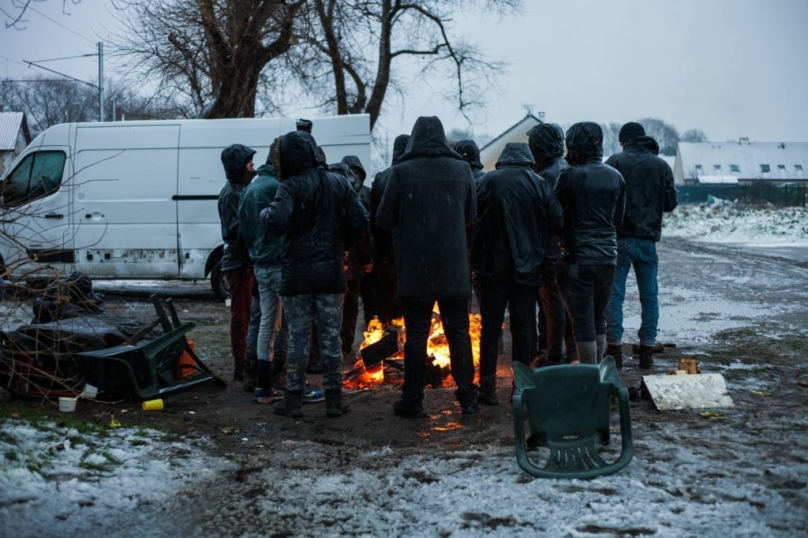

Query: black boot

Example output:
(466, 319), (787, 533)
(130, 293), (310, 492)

(393, 399), (427, 419)
(639, 345), (654, 369)
(478, 376), (498, 406)
(273, 390), (303, 418)
(242, 356), (258, 392)
(325, 389), (351, 417)
(455, 387), (479, 416)
(606, 343), (623, 369)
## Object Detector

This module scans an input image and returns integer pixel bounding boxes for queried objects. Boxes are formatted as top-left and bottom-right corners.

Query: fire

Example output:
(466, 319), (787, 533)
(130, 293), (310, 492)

(346, 306), (482, 389)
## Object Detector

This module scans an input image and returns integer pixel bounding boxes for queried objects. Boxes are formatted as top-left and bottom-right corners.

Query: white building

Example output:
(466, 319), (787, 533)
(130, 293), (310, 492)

(0, 112), (31, 176)
(674, 140), (808, 186)
(479, 112), (545, 171)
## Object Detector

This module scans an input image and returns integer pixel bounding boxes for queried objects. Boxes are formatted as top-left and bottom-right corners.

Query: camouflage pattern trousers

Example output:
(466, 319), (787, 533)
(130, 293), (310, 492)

(281, 293), (345, 392)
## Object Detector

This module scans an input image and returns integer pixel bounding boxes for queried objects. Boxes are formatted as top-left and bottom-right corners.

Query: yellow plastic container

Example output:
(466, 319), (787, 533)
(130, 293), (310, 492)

(142, 399), (164, 411)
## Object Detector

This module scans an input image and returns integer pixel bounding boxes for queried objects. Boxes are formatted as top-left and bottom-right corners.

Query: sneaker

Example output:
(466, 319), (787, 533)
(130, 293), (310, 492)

(302, 385), (325, 404)
(254, 387), (284, 404)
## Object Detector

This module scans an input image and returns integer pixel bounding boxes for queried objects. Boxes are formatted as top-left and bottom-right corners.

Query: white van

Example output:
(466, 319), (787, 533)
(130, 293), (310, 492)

(0, 115), (371, 298)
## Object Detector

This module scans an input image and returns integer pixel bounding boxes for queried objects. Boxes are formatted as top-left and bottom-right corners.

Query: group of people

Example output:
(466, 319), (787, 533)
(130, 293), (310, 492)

(218, 115), (677, 419)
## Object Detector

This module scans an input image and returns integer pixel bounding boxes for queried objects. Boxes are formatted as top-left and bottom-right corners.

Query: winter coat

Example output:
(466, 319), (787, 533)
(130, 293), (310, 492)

(238, 163), (283, 267)
(376, 116), (476, 301)
(330, 162), (372, 282)
(218, 144), (256, 272)
(260, 132), (369, 296)
(527, 123), (568, 188)
(371, 134), (409, 264)
(472, 143), (563, 286)
(555, 122), (626, 265)
(605, 136), (678, 242)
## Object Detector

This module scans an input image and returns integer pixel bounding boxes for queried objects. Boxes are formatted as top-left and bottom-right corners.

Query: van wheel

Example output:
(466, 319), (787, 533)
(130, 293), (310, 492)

(210, 260), (229, 301)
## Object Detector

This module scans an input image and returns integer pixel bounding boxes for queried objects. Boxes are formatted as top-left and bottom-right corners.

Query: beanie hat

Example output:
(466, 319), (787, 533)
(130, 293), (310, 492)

(618, 122), (645, 144)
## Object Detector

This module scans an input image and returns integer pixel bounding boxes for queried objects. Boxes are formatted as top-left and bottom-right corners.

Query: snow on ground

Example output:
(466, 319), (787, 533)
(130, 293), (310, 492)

(0, 419), (233, 537)
(664, 203), (808, 247)
(3, 420), (806, 537)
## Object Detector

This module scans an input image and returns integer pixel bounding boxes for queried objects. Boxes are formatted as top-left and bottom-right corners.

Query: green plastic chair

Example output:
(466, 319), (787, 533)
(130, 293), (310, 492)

(512, 357), (633, 479)
(76, 296), (224, 401)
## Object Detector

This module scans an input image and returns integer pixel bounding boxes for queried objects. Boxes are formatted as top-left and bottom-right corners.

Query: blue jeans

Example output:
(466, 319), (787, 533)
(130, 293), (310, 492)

(606, 238), (659, 346)
(254, 265), (283, 364)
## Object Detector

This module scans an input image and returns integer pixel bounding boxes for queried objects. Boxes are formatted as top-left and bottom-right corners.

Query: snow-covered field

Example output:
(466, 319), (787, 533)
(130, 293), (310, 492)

(664, 203), (808, 247)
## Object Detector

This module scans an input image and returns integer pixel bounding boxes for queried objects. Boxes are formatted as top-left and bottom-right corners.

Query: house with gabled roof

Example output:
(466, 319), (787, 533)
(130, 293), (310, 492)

(674, 140), (808, 186)
(0, 112), (31, 176)
(479, 112), (545, 170)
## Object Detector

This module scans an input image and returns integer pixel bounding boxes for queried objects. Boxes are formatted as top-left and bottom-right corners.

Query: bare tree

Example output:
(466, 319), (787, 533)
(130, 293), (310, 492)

(113, 0), (303, 119)
(1, 76), (97, 135)
(601, 122), (622, 157)
(1, 0), (82, 30)
(294, 0), (520, 129)
(681, 128), (708, 143)
(638, 117), (680, 156)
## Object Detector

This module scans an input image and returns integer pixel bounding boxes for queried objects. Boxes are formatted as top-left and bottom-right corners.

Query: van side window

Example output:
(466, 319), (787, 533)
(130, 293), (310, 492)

(2, 151), (66, 208)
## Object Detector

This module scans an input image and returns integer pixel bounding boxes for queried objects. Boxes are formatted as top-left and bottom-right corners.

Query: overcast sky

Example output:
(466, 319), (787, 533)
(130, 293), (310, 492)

(1, 0), (807, 144)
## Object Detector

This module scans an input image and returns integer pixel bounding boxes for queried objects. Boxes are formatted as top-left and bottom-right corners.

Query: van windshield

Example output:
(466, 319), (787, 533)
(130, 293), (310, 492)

(1, 151), (66, 208)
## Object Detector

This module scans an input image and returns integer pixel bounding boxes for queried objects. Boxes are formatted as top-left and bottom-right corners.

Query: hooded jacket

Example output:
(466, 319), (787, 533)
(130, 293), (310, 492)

(605, 136), (678, 242)
(260, 131), (369, 295)
(454, 139), (486, 183)
(376, 116), (476, 301)
(238, 163), (283, 267)
(472, 143), (563, 286)
(527, 123), (569, 188)
(555, 123), (626, 264)
(331, 161), (372, 282)
(371, 134), (410, 264)
(342, 155), (371, 210)
(218, 144), (256, 272)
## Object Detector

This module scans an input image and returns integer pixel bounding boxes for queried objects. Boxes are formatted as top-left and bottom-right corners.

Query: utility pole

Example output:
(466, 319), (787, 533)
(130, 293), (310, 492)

(98, 42), (104, 122)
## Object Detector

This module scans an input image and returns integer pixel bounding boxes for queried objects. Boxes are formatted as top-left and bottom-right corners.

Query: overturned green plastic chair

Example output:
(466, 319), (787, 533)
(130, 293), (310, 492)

(512, 357), (633, 479)
(77, 296), (224, 401)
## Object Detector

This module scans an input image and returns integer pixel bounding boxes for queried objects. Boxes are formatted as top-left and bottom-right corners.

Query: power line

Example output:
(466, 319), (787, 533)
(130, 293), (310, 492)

(27, 5), (95, 45)
(32, 54), (99, 63)
(0, 55), (29, 69)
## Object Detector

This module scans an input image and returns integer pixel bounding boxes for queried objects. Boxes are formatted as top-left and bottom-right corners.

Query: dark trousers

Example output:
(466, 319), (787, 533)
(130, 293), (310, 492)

(224, 267), (254, 367)
(401, 299), (476, 404)
(479, 280), (536, 388)
(375, 259), (401, 325)
(538, 277), (566, 362)
(360, 269), (378, 327)
(341, 277), (360, 353)
(559, 261), (616, 343)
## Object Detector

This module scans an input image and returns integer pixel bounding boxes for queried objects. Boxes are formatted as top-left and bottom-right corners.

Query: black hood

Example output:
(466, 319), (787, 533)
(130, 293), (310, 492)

(398, 116), (462, 163)
(454, 139), (483, 170)
(495, 142), (535, 169)
(341, 155), (367, 181)
(328, 161), (352, 179)
(527, 123), (565, 160)
(278, 131), (321, 179)
(221, 144), (256, 182)
(626, 135), (660, 156)
(565, 122), (604, 164)
(392, 134), (410, 164)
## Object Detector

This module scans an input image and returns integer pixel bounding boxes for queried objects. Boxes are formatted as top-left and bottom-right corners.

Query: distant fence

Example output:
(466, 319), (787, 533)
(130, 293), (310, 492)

(677, 183), (806, 207)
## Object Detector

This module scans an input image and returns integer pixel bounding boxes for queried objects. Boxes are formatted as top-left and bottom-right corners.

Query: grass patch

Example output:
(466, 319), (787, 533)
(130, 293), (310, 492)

(714, 327), (759, 340)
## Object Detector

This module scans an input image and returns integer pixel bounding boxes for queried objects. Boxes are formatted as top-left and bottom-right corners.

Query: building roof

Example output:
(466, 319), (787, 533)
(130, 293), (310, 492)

(676, 141), (808, 181)
(697, 175), (739, 185)
(479, 113), (544, 171)
(0, 112), (29, 151)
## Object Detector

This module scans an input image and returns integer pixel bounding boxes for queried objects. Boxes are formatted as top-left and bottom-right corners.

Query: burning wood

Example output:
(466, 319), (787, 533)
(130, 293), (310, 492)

(344, 308), (481, 390)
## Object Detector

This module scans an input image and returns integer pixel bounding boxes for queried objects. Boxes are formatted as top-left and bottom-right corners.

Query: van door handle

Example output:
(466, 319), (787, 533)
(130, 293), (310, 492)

(44, 213), (64, 219)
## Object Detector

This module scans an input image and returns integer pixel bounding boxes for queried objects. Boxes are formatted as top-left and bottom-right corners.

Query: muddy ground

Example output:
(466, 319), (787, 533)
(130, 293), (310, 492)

(2, 237), (808, 536)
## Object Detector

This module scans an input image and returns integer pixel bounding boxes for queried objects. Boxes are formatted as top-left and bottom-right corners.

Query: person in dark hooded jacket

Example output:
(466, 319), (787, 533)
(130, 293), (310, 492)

(219, 143), (257, 381)
(377, 116), (478, 417)
(455, 139), (486, 183)
(260, 131), (369, 418)
(370, 134), (409, 326)
(604, 122), (678, 369)
(554, 122), (626, 364)
(342, 155), (377, 334)
(471, 142), (563, 404)
(527, 123), (576, 364)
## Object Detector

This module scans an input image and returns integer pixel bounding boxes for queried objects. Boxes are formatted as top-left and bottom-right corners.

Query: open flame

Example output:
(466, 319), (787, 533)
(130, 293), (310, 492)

(346, 306), (481, 389)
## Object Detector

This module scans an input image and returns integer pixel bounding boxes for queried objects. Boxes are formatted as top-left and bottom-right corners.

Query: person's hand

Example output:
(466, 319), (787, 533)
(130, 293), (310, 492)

(363, 264), (373, 274)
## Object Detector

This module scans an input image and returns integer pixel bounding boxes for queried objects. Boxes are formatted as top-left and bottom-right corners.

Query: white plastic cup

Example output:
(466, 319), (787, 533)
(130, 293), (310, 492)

(83, 384), (98, 399)
(59, 397), (77, 413)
